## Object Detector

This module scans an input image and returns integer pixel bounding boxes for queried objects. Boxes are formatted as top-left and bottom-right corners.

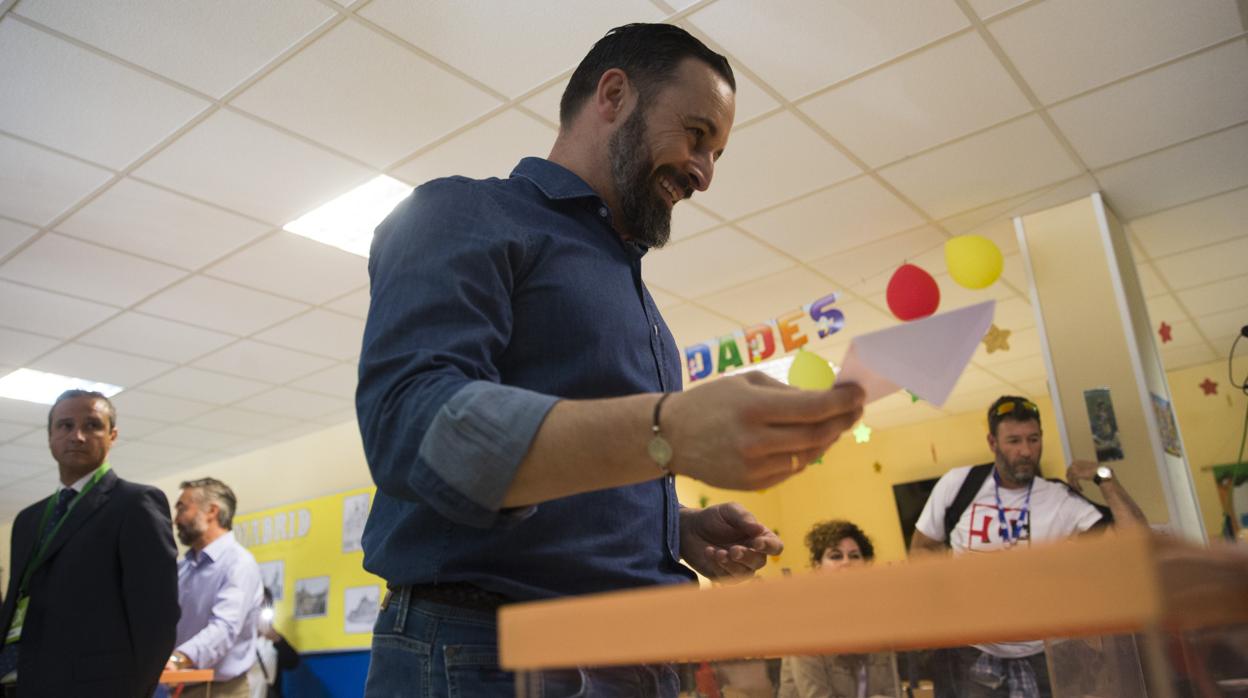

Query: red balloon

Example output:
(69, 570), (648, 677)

(886, 263), (940, 321)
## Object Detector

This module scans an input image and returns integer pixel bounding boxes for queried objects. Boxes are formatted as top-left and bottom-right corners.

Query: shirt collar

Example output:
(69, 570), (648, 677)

(510, 157), (603, 202)
(188, 530), (235, 564)
(59, 462), (105, 494)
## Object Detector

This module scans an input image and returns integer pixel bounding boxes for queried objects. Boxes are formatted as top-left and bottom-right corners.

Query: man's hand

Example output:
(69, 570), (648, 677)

(679, 503), (782, 583)
(665, 372), (865, 491)
(1065, 459), (1100, 493)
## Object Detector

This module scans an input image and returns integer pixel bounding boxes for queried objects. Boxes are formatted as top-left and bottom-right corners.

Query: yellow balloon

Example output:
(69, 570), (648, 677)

(787, 349), (835, 390)
(945, 234), (1004, 290)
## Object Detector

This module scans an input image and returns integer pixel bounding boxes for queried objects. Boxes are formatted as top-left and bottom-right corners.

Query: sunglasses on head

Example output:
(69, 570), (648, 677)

(994, 399), (1038, 417)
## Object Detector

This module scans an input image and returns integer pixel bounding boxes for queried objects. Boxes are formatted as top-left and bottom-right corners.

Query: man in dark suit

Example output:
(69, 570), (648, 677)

(0, 389), (180, 697)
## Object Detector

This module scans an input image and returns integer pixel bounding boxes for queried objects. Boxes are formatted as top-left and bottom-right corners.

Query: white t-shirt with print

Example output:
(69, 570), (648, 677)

(914, 464), (1106, 657)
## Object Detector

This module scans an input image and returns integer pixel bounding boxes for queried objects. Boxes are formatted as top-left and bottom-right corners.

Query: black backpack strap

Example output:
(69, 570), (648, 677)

(943, 463), (996, 547)
(1045, 477), (1114, 529)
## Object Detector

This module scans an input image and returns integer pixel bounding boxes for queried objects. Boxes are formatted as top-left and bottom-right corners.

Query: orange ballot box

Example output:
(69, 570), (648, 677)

(159, 668), (214, 697)
(500, 531), (1248, 697)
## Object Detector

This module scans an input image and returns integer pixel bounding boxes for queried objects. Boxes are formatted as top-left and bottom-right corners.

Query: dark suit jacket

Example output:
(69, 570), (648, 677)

(0, 469), (180, 697)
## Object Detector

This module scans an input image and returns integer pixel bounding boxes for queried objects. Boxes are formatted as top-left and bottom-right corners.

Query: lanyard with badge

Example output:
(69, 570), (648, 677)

(4, 462), (110, 645)
(992, 468), (1032, 547)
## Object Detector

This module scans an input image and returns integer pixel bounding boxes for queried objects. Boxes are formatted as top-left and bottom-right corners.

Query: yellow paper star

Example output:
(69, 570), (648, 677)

(852, 422), (872, 444)
(982, 324), (1011, 353)
(872, 461), (882, 473)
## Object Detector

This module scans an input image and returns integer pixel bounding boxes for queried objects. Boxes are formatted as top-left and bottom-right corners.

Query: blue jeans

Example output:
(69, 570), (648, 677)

(364, 586), (679, 697)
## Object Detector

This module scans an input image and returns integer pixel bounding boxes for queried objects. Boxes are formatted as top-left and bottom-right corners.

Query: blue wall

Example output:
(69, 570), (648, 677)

(284, 650), (370, 698)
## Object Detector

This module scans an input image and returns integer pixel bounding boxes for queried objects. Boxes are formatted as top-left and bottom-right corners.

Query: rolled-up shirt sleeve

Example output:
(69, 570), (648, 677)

(356, 178), (558, 529)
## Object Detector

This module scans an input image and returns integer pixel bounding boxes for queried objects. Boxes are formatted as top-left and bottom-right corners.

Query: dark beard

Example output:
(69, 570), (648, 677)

(608, 107), (688, 249)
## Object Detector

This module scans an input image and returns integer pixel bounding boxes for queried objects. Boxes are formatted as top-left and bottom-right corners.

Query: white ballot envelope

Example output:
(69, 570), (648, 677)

(835, 300), (996, 406)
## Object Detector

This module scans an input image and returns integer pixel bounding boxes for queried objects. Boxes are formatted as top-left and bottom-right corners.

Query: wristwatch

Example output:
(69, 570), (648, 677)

(1092, 465), (1113, 485)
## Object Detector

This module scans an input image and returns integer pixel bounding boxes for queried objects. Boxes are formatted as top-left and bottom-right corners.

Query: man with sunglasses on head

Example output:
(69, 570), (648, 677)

(909, 395), (1147, 698)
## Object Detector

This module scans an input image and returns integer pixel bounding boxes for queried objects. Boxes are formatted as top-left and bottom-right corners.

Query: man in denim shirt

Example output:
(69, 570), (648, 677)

(357, 23), (865, 697)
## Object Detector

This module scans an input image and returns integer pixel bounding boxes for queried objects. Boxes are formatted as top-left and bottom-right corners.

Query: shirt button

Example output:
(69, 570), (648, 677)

(598, 206), (609, 218)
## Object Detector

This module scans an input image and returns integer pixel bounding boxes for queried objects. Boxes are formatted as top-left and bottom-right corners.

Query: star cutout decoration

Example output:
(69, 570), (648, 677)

(1159, 321), (1173, 343)
(1200, 378), (1218, 396)
(872, 461), (883, 473)
(907, 390), (921, 403)
(982, 324), (1011, 353)
(852, 422), (872, 444)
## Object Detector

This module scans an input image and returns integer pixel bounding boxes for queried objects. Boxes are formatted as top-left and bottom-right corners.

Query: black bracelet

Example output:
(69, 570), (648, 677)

(648, 393), (674, 475)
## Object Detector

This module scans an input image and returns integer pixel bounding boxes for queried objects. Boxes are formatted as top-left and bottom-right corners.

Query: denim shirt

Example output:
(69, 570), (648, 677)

(356, 157), (695, 601)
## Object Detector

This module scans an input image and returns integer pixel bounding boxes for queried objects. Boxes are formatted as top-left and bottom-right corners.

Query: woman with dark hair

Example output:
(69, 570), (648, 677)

(778, 520), (899, 698)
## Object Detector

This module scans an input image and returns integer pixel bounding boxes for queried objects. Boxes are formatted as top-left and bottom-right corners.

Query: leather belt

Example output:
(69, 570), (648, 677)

(382, 582), (511, 613)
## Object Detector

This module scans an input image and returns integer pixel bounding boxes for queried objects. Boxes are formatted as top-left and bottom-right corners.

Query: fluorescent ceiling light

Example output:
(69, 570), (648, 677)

(283, 175), (412, 257)
(0, 368), (124, 405)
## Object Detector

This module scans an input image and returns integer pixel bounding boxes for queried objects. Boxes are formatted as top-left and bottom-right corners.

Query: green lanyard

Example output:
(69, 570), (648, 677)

(17, 462), (110, 596)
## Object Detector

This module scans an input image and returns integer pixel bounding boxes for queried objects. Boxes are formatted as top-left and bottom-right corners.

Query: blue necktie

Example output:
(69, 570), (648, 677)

(0, 488), (78, 680)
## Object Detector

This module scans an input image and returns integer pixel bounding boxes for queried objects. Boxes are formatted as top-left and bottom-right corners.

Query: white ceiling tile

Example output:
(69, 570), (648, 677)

(998, 253), (1031, 294)
(133, 110), (375, 225)
(30, 343), (173, 387)
(254, 310), (365, 360)
(236, 386), (351, 420)
(692, 111), (861, 220)
(659, 303), (741, 351)
(186, 408), (301, 437)
(0, 327), (59, 365)
(0, 19), (208, 169)
(312, 407), (357, 426)
(78, 312), (236, 363)
(324, 287), (370, 319)
(987, 0), (1244, 103)
(643, 227), (794, 298)
(205, 231), (368, 304)
(668, 203), (722, 245)
(967, 0), (1027, 19)
(0, 134), (113, 226)
(879, 115), (1082, 220)
(831, 298), (896, 338)
(718, 72), (782, 127)
(0, 218), (38, 259)
(0, 398), (48, 427)
(991, 296), (1037, 330)
(108, 389), (215, 422)
(391, 109), (554, 186)
(1097, 124), (1248, 219)
(1050, 42), (1248, 169)
(56, 178), (272, 270)
(0, 442), (53, 467)
(811, 225), (946, 296)
(0, 421), (37, 442)
(1129, 186), (1248, 260)
(10, 428), (49, 448)
(14, 0), (336, 98)
(1194, 304), (1248, 342)
(689, 0), (968, 99)
(696, 266), (840, 326)
(192, 340), (334, 384)
(108, 415), (168, 441)
(359, 0), (663, 97)
(1142, 294), (1189, 327)
(1159, 341), (1218, 370)
(953, 365), (1006, 394)
(801, 32), (1032, 167)
(738, 176), (925, 260)
(289, 363), (358, 399)
(0, 233), (185, 306)
(0, 280), (117, 338)
(520, 80), (566, 125)
(136, 276), (308, 335)
(939, 385), (1016, 415)
(1177, 275), (1248, 318)
(863, 402), (948, 429)
(142, 424), (246, 451)
(234, 20), (502, 169)
(140, 367), (272, 405)
(1136, 263), (1167, 298)
(646, 286), (682, 310)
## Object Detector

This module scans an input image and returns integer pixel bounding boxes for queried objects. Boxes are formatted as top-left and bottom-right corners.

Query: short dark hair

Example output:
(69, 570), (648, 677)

(805, 519), (875, 567)
(48, 389), (117, 433)
(559, 23), (735, 127)
(180, 477), (238, 530)
(987, 395), (1041, 436)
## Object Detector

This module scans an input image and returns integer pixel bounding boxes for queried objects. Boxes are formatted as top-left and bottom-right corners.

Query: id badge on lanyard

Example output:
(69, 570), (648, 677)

(4, 597), (27, 644)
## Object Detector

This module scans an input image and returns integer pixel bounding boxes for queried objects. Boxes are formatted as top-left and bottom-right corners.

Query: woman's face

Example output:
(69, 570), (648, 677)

(818, 537), (865, 572)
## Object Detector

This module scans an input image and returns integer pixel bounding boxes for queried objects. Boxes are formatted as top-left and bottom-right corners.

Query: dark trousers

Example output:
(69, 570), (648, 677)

(933, 646), (1052, 698)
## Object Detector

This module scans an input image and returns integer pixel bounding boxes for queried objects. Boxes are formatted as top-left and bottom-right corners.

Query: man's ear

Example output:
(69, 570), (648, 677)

(593, 68), (632, 124)
(987, 432), (997, 451)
